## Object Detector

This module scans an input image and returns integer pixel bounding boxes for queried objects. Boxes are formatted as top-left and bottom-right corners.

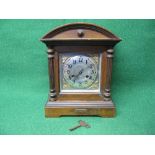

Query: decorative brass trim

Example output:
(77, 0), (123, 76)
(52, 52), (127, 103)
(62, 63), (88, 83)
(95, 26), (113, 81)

(59, 52), (101, 92)
(47, 48), (54, 54)
(47, 48), (55, 59)
(106, 49), (114, 58)
(50, 92), (56, 97)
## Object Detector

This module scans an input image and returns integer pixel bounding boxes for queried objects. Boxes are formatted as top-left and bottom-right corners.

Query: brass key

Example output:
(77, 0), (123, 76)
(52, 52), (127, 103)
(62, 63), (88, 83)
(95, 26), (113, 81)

(69, 120), (91, 131)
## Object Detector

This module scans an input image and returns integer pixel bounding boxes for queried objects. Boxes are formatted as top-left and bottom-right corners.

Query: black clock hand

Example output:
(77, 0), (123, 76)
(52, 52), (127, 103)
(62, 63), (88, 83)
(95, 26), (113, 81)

(79, 69), (83, 75)
(73, 69), (84, 81)
(77, 69), (84, 76)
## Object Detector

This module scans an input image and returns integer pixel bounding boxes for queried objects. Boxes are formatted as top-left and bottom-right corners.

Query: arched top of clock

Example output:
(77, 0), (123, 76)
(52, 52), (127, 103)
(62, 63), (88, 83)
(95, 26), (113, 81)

(41, 22), (121, 46)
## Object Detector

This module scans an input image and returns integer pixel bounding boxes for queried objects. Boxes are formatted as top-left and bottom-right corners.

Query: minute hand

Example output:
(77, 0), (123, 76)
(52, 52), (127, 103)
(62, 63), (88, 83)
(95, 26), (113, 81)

(74, 69), (84, 80)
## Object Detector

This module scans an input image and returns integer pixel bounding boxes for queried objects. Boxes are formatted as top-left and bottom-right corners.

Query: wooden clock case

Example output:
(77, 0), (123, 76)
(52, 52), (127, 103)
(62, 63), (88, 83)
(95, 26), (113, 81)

(41, 23), (121, 117)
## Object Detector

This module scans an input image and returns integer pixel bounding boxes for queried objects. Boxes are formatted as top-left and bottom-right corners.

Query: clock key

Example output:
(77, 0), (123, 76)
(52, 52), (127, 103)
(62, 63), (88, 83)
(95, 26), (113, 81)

(69, 120), (91, 131)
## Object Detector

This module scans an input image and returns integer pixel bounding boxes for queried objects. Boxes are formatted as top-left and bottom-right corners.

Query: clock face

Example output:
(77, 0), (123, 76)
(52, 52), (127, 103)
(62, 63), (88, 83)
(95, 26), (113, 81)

(59, 53), (101, 93)
(63, 55), (97, 89)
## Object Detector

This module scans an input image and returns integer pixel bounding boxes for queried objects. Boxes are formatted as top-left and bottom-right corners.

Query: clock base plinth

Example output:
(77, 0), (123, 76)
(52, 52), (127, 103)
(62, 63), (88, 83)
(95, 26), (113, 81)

(45, 101), (115, 117)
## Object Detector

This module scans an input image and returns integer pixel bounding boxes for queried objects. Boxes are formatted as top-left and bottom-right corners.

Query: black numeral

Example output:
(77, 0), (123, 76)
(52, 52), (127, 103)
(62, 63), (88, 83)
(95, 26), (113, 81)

(67, 70), (70, 74)
(79, 57), (83, 63)
(68, 64), (72, 68)
(89, 64), (93, 68)
(92, 70), (96, 74)
(73, 60), (76, 64)
(86, 60), (88, 64)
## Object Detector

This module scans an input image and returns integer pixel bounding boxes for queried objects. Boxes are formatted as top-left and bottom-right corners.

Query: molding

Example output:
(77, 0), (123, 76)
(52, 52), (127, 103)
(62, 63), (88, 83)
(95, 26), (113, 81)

(103, 89), (111, 101)
(46, 101), (115, 108)
(41, 22), (121, 41)
(47, 48), (54, 59)
(106, 48), (114, 58)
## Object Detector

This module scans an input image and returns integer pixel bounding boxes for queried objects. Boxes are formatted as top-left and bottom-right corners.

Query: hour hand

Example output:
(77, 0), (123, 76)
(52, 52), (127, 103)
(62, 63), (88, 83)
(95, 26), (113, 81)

(74, 69), (83, 79)
(69, 75), (75, 80)
(79, 70), (83, 75)
(72, 69), (84, 82)
(78, 69), (84, 76)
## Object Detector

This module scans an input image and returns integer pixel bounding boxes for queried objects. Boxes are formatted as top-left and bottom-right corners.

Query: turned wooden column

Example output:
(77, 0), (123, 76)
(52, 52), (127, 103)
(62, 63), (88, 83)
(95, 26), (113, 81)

(47, 47), (56, 101)
(104, 48), (114, 101)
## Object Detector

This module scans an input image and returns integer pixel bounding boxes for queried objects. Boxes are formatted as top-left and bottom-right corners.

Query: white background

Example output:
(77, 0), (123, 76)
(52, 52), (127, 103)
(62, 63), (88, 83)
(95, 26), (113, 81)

(0, 0), (155, 18)
(0, 0), (155, 154)
(0, 136), (155, 155)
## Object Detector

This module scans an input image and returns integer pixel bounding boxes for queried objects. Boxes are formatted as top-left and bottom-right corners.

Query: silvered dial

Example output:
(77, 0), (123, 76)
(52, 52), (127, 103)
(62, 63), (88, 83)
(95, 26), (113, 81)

(63, 55), (97, 88)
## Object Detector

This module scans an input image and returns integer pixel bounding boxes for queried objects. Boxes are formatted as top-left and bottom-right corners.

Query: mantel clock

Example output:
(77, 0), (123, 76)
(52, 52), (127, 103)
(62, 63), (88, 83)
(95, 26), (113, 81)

(40, 23), (121, 117)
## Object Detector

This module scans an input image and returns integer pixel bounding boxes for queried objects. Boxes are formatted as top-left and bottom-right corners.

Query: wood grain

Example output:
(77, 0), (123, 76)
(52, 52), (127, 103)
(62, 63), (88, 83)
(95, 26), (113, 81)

(41, 23), (121, 117)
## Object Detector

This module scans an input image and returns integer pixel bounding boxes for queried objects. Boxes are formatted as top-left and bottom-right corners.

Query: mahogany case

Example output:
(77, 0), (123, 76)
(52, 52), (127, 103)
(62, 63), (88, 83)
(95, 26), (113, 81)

(41, 23), (121, 117)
